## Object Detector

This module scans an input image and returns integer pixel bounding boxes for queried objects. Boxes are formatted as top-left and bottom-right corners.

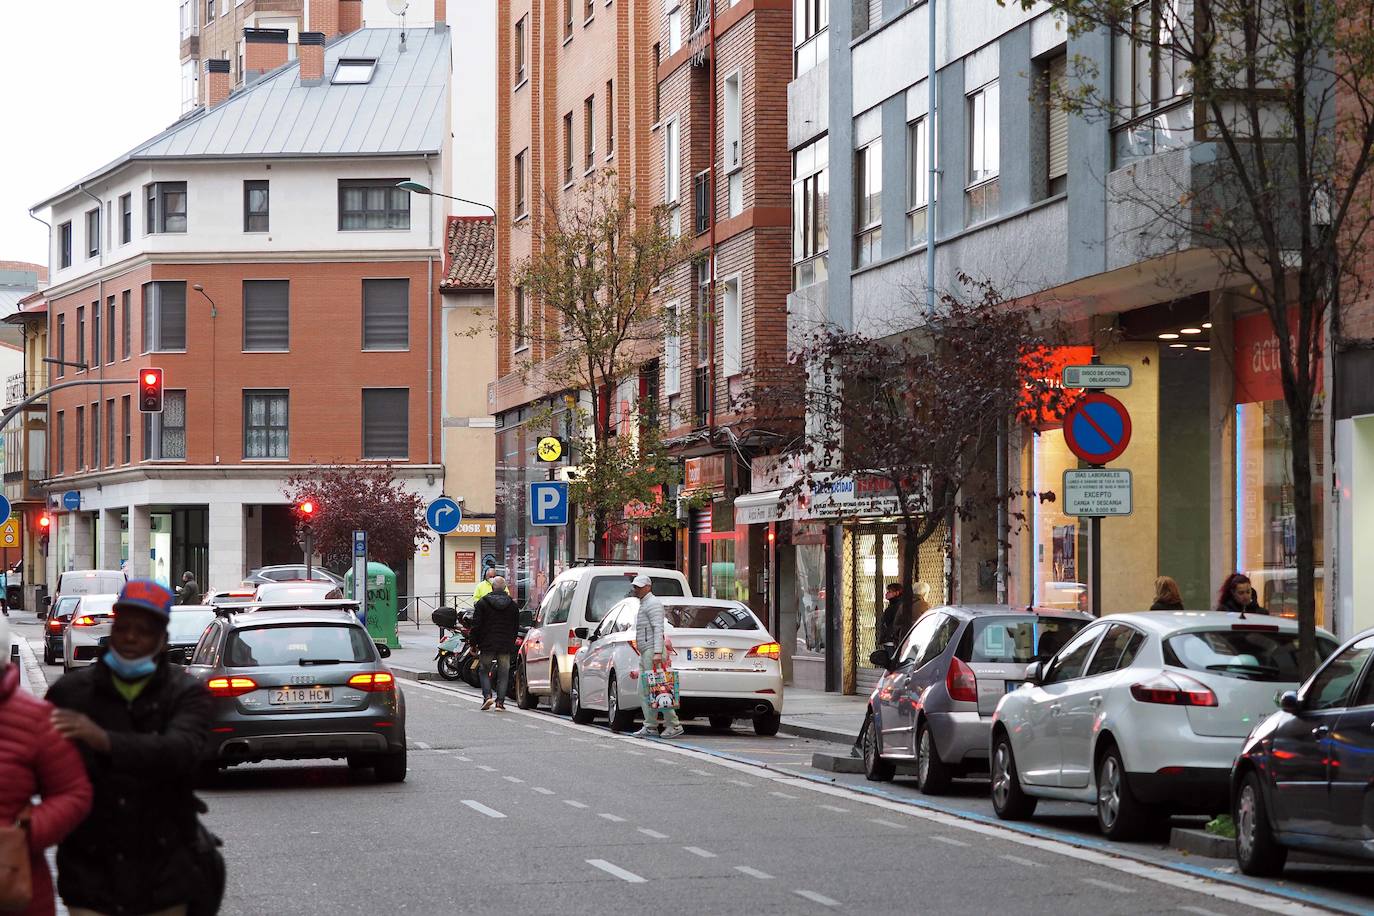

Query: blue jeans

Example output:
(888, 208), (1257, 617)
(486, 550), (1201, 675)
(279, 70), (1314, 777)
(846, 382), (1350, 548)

(638, 648), (680, 729)
(479, 651), (511, 702)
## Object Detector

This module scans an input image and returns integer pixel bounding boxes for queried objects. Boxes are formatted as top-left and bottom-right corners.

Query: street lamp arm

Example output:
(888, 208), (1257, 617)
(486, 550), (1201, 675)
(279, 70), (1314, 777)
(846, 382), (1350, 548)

(395, 181), (496, 218)
(0, 377), (138, 434)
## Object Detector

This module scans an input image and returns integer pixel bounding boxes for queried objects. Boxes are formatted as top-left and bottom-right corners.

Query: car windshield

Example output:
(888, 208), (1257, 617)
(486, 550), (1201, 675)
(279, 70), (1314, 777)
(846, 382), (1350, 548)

(586, 575), (685, 622)
(167, 609), (215, 642)
(62, 574), (124, 596)
(1164, 628), (1340, 682)
(665, 604), (762, 631)
(960, 615), (1089, 663)
(226, 624), (373, 667)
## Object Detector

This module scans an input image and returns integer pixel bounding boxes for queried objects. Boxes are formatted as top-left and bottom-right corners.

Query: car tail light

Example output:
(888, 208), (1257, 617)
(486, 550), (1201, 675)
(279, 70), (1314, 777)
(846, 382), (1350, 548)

(946, 657), (978, 703)
(746, 642), (781, 660)
(207, 676), (257, 698)
(47, 618), (63, 632)
(1130, 672), (1218, 707)
(568, 628), (581, 654)
(72, 615), (100, 627)
(348, 672), (395, 692)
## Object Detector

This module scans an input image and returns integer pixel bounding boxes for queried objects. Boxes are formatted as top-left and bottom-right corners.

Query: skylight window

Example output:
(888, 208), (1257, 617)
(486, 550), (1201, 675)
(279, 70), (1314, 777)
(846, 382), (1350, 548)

(333, 58), (377, 84)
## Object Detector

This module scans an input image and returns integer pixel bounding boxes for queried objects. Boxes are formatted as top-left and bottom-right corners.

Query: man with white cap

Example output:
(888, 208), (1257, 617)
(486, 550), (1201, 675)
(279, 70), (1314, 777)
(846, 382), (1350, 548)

(629, 574), (682, 739)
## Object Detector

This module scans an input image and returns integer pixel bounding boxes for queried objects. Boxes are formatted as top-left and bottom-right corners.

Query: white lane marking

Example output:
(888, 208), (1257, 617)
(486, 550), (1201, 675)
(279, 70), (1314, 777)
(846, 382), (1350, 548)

(412, 740), (432, 749)
(543, 730), (560, 736)
(1000, 854), (1044, 868)
(794, 890), (840, 908)
(598, 813), (626, 823)
(817, 804), (849, 814)
(1084, 878), (1132, 893)
(688, 768), (711, 776)
(622, 749), (644, 756)
(460, 800), (506, 819)
(734, 866), (773, 880)
(683, 846), (717, 858)
(1181, 907), (1226, 916)
(456, 755), (471, 762)
(654, 757), (679, 766)
(524, 724), (541, 730)
(586, 859), (646, 884)
(434, 749), (450, 755)
(502, 776), (524, 784)
(564, 799), (589, 809)
(638, 828), (669, 839)
(595, 743), (616, 749)
(727, 779), (754, 788)
(476, 764), (496, 772)
(931, 836), (969, 848)
(532, 787), (554, 795)
(769, 791), (799, 800)
(869, 818), (908, 829)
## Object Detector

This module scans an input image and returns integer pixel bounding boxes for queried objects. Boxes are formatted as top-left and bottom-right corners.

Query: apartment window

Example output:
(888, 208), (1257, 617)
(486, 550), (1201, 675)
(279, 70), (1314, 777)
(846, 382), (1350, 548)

(564, 0), (573, 38)
(105, 297), (116, 365)
(585, 0), (595, 20)
(695, 260), (711, 366)
(105, 399), (115, 468)
(145, 182), (187, 233)
(76, 307), (86, 369)
(854, 137), (883, 267)
(562, 113), (575, 184)
(1046, 54), (1069, 195)
(664, 116), (681, 200)
(57, 221), (72, 269)
(794, 0), (828, 76)
(667, 4), (682, 55)
(514, 150), (528, 217)
(121, 290), (131, 359)
(853, 0), (881, 38)
(664, 300), (682, 397)
(181, 59), (199, 114)
(55, 412), (64, 475)
(722, 276), (742, 378)
(793, 135), (829, 287)
(121, 396), (131, 464)
(907, 116), (934, 246)
(86, 208), (101, 259)
(653, 45), (662, 121)
(362, 279), (409, 350)
(142, 281), (188, 352)
(693, 171), (711, 235)
(514, 16), (527, 84)
(76, 406), (85, 470)
(513, 285), (529, 350)
(244, 180), (269, 232)
(338, 180), (410, 230)
(236, 40), (244, 85)
(119, 194), (132, 244)
(362, 389), (409, 458)
(206, 0), (215, 22)
(967, 81), (1000, 225)
(724, 72), (743, 217)
(90, 403), (99, 470)
(243, 280), (289, 350)
(244, 390), (289, 459)
(584, 96), (596, 171)
(56, 316), (66, 378)
(143, 390), (187, 460)
(606, 80), (615, 156)
(1112, 2), (1191, 162)
(91, 305), (101, 367)
(180, 0), (196, 37)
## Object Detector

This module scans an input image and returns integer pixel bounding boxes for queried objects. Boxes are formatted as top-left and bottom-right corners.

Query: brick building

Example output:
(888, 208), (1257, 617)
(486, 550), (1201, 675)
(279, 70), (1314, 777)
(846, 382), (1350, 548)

(178, 0), (308, 112)
(35, 10), (452, 593)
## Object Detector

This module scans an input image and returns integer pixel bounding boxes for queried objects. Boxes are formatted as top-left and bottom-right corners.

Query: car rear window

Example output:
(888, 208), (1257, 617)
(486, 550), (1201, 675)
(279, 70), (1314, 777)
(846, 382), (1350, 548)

(958, 615), (1089, 664)
(167, 610), (215, 643)
(665, 604), (762, 631)
(1164, 628), (1340, 682)
(586, 575), (686, 622)
(54, 596), (82, 618)
(61, 574), (124, 596)
(78, 596), (118, 616)
(226, 624), (373, 667)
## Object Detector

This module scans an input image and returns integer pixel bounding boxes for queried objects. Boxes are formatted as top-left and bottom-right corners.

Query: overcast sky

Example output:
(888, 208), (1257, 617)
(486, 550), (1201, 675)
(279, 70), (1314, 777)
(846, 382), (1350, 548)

(0, 0), (494, 268)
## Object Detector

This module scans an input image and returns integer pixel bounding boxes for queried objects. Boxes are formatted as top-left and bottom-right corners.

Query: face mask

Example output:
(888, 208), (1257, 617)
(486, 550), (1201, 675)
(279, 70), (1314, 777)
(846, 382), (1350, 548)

(104, 648), (158, 680)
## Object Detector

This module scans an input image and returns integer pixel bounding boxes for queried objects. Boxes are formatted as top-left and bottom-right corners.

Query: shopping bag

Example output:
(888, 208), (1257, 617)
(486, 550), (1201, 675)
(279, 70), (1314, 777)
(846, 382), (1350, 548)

(644, 669), (680, 710)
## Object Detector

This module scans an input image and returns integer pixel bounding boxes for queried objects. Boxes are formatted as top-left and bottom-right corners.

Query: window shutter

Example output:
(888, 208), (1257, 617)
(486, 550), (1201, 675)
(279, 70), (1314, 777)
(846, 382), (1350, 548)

(243, 280), (290, 350)
(363, 279), (410, 350)
(1047, 55), (1069, 181)
(156, 283), (188, 350)
(363, 389), (409, 458)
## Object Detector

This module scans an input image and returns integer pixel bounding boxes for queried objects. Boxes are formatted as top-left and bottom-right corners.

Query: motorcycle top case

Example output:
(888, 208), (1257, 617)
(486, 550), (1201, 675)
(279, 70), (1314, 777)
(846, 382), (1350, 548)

(431, 607), (459, 629)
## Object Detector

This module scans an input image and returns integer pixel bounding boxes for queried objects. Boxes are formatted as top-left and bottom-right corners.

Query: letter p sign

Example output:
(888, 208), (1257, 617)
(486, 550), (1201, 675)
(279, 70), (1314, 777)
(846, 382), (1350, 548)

(529, 481), (570, 526)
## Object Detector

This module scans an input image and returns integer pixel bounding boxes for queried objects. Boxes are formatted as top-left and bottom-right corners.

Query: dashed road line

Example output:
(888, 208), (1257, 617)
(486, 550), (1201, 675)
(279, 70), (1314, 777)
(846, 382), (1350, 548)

(734, 866), (773, 880)
(475, 764), (496, 772)
(727, 779), (754, 788)
(598, 813), (626, 823)
(931, 836), (970, 848)
(1084, 877), (1131, 893)
(769, 791), (798, 800)
(622, 749), (644, 756)
(1180, 907), (1225, 916)
(460, 800), (506, 819)
(816, 804), (849, 814)
(794, 890), (839, 908)
(637, 828), (669, 839)
(654, 757), (679, 766)
(524, 723), (541, 730)
(564, 799), (589, 809)
(532, 787), (554, 795)
(413, 740), (432, 749)
(869, 818), (908, 830)
(683, 846), (716, 858)
(586, 859), (646, 884)
(502, 775), (524, 784)
(455, 755), (471, 762)
(687, 768), (711, 776)
(1001, 854), (1044, 868)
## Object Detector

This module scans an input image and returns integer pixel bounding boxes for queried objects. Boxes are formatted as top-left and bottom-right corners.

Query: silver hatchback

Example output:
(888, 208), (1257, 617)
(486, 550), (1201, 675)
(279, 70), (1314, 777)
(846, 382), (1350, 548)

(863, 605), (1091, 794)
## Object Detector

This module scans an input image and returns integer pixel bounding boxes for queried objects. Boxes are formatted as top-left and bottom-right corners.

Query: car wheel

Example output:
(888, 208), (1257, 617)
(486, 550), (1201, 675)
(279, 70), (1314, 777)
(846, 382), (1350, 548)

(990, 732), (1037, 820)
(708, 715), (734, 732)
(570, 671), (595, 724)
(374, 745), (408, 784)
(515, 661), (538, 709)
(916, 722), (954, 795)
(862, 711), (896, 782)
(1236, 770), (1287, 876)
(1095, 743), (1155, 840)
(550, 662), (572, 715)
(753, 711), (782, 737)
(43, 644), (54, 665)
(608, 673), (637, 733)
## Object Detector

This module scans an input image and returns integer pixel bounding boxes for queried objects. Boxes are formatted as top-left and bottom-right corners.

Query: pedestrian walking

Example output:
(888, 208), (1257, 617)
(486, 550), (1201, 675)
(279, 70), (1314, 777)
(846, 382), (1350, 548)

(472, 567), (498, 604)
(630, 575), (682, 739)
(1150, 576), (1184, 611)
(876, 583), (909, 647)
(0, 615), (92, 916)
(177, 571), (200, 606)
(1216, 572), (1267, 616)
(45, 580), (218, 916)
(470, 575), (519, 711)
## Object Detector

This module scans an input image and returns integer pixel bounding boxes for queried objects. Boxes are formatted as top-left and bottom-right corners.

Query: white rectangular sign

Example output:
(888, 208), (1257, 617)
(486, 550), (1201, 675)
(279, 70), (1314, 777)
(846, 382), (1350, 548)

(1063, 469), (1133, 517)
(1062, 364), (1132, 389)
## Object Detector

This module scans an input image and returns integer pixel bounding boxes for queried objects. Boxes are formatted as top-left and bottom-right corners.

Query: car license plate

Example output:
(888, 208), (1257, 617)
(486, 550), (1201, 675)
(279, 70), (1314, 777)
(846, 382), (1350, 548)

(1004, 681), (1022, 694)
(269, 687), (333, 705)
(688, 648), (734, 662)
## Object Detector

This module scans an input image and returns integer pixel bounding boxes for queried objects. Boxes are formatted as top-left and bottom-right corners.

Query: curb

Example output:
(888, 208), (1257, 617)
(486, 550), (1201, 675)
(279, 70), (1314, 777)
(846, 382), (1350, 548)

(12, 629), (48, 696)
(778, 721), (858, 745)
(390, 664), (437, 682)
(1170, 827), (1234, 859)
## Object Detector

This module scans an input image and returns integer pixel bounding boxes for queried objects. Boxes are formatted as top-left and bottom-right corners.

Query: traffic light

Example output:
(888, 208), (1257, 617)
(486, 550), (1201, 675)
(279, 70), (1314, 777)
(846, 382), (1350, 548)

(36, 513), (51, 533)
(295, 500), (318, 531)
(138, 368), (164, 413)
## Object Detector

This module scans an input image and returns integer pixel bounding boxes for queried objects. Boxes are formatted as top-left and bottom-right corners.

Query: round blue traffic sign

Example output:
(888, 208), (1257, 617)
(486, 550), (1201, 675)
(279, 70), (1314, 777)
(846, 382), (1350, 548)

(426, 497), (463, 534)
(62, 490), (81, 511)
(0, 495), (10, 522)
(1064, 393), (1132, 464)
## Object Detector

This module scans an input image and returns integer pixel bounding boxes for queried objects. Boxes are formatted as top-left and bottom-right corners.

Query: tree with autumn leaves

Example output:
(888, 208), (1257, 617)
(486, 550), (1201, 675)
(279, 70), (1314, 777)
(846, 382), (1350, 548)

(283, 465), (431, 573)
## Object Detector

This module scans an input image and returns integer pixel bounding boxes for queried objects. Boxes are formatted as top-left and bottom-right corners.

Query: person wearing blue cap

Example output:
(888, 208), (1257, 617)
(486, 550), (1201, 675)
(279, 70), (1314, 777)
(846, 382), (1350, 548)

(45, 580), (219, 916)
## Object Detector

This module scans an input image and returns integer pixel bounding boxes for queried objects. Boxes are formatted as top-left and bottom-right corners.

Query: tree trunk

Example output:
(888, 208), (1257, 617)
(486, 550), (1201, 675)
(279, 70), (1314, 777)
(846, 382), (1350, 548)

(593, 509), (608, 562)
(900, 518), (920, 627)
(1288, 404), (1319, 677)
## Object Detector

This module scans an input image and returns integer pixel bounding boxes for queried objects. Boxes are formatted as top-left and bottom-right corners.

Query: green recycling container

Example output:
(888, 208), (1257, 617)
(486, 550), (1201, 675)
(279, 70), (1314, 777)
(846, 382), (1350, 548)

(345, 562), (400, 649)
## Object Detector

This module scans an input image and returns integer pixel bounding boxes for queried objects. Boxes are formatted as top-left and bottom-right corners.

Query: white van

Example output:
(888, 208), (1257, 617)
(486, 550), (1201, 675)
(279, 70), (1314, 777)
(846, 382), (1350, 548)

(515, 565), (691, 712)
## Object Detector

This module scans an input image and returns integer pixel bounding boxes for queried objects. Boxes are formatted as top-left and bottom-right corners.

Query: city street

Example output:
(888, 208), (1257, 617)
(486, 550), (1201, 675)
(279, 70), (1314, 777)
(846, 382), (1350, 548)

(11, 612), (1374, 916)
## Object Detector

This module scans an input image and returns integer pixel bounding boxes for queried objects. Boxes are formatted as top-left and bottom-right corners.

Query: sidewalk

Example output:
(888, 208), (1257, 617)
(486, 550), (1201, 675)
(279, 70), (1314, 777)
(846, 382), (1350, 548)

(385, 619), (867, 744)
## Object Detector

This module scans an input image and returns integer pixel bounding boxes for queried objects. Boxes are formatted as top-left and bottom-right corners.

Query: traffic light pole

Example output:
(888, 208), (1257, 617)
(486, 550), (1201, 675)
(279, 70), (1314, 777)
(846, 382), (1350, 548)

(0, 378), (138, 433)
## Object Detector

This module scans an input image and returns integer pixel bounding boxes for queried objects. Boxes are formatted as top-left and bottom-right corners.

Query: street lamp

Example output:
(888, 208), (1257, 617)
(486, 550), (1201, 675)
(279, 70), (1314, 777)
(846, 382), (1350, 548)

(395, 181), (496, 218)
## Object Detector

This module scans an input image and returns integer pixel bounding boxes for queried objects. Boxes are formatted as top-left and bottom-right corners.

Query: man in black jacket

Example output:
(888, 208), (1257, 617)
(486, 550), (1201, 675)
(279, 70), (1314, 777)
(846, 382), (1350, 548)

(470, 575), (519, 711)
(876, 582), (909, 647)
(47, 579), (214, 916)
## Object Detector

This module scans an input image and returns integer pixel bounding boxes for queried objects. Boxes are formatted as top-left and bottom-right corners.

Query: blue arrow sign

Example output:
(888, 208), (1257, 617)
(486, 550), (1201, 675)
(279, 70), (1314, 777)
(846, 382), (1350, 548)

(529, 481), (569, 526)
(426, 497), (463, 534)
(62, 491), (81, 511)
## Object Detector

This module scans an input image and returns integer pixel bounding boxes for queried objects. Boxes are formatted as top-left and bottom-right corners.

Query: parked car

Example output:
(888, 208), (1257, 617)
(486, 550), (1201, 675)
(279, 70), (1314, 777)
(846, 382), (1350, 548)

(989, 612), (1339, 839)
(49, 569), (127, 615)
(570, 597), (785, 735)
(42, 595), (82, 664)
(247, 565), (345, 588)
(516, 565), (691, 713)
(1232, 627), (1374, 876)
(254, 580), (345, 604)
(206, 587), (259, 608)
(862, 605), (1092, 793)
(164, 605), (216, 665)
(61, 594), (120, 671)
(186, 606), (405, 780)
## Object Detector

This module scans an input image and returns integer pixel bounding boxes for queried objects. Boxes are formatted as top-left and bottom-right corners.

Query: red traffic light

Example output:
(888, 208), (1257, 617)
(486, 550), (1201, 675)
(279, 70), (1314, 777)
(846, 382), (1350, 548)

(143, 371), (158, 385)
(37, 513), (51, 530)
(138, 367), (164, 414)
(297, 500), (316, 517)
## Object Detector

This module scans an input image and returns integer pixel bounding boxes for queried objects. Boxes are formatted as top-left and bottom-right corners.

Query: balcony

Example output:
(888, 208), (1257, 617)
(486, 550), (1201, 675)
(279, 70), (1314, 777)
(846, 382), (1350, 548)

(4, 373), (22, 409)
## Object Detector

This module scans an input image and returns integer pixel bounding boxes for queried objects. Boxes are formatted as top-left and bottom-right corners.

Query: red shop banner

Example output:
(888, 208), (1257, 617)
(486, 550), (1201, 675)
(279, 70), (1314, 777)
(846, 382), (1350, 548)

(1022, 345), (1094, 430)
(1233, 311), (1324, 405)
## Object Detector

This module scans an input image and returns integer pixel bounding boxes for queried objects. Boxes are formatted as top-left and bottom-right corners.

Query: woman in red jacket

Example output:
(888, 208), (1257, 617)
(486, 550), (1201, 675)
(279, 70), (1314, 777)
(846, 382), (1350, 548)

(0, 616), (92, 916)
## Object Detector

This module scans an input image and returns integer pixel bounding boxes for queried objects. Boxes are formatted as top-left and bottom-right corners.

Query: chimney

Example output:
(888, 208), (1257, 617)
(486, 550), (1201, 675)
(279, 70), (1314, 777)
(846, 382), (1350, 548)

(434, 0), (446, 30)
(308, 0), (339, 38)
(243, 28), (290, 83)
(205, 58), (232, 107)
(299, 32), (326, 86)
(339, 0), (362, 35)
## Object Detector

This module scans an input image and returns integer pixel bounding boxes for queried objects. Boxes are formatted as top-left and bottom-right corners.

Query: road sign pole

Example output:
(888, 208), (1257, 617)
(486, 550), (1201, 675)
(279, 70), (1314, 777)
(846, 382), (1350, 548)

(1089, 354), (1101, 618)
(439, 531), (446, 609)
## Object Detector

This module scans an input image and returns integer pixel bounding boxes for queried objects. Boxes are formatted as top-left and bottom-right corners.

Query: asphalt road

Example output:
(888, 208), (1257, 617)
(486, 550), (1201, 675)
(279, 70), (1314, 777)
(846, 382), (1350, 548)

(12, 613), (1373, 915)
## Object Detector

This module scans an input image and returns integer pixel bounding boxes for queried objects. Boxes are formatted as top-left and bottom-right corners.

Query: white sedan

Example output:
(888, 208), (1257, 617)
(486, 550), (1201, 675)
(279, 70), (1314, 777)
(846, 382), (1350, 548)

(569, 597), (784, 736)
(989, 611), (1338, 839)
(62, 594), (120, 671)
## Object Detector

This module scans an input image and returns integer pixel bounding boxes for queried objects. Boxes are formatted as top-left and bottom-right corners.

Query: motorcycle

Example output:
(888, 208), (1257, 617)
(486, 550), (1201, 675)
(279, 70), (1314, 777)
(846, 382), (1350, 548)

(431, 607), (468, 681)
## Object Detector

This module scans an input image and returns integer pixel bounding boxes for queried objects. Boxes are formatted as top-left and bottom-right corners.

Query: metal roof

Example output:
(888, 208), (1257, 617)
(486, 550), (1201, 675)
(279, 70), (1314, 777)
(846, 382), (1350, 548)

(37, 27), (450, 209)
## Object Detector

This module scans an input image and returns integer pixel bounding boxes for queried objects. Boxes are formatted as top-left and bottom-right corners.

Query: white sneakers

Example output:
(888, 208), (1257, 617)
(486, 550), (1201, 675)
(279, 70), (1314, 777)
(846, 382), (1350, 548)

(660, 725), (685, 740)
(630, 724), (684, 739)
(630, 726), (656, 738)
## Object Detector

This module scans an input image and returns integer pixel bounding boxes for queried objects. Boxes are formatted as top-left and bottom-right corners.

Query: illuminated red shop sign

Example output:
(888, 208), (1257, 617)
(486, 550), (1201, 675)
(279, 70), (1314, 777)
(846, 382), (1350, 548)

(1023, 345), (1094, 430)
(1233, 311), (1324, 405)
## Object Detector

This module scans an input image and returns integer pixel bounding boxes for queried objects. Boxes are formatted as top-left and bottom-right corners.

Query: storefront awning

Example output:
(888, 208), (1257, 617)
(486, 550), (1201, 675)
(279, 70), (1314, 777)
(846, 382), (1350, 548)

(734, 490), (786, 525)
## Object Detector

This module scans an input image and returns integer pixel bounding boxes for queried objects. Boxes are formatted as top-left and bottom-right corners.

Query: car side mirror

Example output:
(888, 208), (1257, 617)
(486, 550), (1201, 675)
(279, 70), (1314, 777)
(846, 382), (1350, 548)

(1279, 690), (1301, 714)
(44, 596), (52, 608)
(574, 626), (590, 640)
(375, 642), (392, 659)
(869, 647), (894, 671)
(1025, 661), (1046, 686)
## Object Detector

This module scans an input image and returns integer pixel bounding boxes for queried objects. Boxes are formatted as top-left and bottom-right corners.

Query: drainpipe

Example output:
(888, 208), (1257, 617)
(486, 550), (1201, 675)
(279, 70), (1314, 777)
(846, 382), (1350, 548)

(925, 0), (938, 314)
(424, 153), (435, 467)
(706, 2), (718, 430)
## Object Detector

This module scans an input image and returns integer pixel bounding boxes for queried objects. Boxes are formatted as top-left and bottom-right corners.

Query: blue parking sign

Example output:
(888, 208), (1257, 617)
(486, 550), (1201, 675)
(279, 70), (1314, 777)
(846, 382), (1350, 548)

(529, 481), (569, 526)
